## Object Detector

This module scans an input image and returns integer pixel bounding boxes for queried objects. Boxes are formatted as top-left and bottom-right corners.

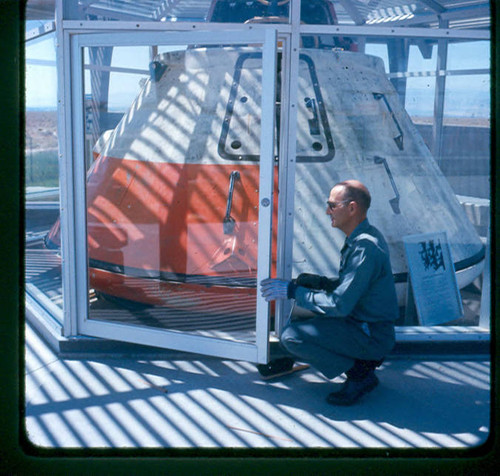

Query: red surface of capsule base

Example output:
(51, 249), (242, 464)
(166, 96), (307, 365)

(86, 155), (278, 308)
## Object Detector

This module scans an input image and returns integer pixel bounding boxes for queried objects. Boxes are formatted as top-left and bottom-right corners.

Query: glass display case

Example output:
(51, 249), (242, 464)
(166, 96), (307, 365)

(25, 0), (491, 359)
(25, 20), (64, 325)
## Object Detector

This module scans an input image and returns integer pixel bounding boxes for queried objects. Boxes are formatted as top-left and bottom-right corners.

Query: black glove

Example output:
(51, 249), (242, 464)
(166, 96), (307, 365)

(295, 273), (338, 293)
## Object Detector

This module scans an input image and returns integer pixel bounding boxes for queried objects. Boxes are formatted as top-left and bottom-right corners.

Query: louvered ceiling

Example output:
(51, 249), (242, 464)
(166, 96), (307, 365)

(25, 0), (490, 30)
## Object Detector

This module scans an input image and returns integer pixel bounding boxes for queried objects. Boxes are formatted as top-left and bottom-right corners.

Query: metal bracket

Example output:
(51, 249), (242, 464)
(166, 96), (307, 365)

(223, 171), (241, 234)
(374, 156), (401, 214)
(373, 92), (404, 151)
(149, 61), (167, 82)
(305, 97), (320, 135)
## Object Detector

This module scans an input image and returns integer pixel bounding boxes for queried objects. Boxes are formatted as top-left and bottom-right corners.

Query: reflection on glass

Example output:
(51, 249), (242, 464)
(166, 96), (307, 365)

(209, 0), (289, 23)
(291, 38), (485, 326)
(405, 77), (436, 119)
(447, 41), (490, 70)
(441, 74), (490, 201)
(73, 44), (273, 342)
(63, 0), (291, 24)
(407, 43), (437, 73)
(444, 75), (490, 120)
(25, 31), (64, 320)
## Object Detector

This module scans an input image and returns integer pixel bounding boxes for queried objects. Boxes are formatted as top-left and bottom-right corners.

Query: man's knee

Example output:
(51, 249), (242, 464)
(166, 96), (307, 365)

(280, 325), (302, 354)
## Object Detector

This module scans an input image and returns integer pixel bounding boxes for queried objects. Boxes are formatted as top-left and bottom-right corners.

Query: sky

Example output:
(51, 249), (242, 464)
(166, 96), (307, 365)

(25, 21), (491, 118)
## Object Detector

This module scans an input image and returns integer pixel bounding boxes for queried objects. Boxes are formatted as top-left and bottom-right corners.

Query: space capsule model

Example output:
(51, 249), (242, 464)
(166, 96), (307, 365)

(45, 0), (484, 319)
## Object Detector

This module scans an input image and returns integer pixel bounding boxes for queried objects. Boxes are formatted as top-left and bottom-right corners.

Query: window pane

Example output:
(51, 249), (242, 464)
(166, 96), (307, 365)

(444, 74), (490, 119)
(447, 41), (490, 70)
(25, 32), (64, 320)
(405, 77), (435, 118)
(62, 0), (290, 24)
(79, 44), (273, 342)
(291, 35), (486, 327)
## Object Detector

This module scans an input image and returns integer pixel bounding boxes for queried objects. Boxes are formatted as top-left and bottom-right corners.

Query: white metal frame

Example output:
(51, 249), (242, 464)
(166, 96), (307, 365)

(60, 20), (490, 41)
(299, 23), (489, 41)
(50, 0), (490, 355)
(274, 0), (301, 335)
(59, 28), (278, 363)
(25, 20), (56, 42)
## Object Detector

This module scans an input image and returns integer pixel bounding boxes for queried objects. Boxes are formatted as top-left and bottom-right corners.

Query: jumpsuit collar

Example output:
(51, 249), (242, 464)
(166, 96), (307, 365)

(344, 218), (370, 249)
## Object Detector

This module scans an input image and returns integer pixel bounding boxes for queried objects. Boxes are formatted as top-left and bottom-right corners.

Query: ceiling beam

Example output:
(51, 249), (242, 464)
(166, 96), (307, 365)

(337, 0), (366, 25)
(83, 5), (156, 21)
(417, 0), (446, 14)
(25, 19), (56, 41)
(300, 23), (490, 40)
(154, 0), (182, 21)
(377, 4), (490, 27)
(25, 0), (56, 20)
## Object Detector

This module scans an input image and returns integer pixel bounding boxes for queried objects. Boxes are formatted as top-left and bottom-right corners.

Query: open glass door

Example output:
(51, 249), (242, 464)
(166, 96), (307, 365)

(61, 30), (277, 363)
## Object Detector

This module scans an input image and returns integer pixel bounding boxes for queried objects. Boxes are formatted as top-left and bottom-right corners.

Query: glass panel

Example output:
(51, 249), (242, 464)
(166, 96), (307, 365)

(447, 41), (490, 70)
(208, 0), (290, 23)
(295, 54), (335, 162)
(404, 42), (437, 119)
(218, 51), (333, 163)
(80, 43), (271, 343)
(405, 76), (435, 119)
(365, 43), (389, 70)
(440, 74), (490, 201)
(25, 29), (64, 321)
(439, 39), (490, 322)
(444, 74), (489, 120)
(291, 36), (486, 327)
(407, 42), (437, 72)
(62, 0), (291, 24)
(299, 0), (343, 27)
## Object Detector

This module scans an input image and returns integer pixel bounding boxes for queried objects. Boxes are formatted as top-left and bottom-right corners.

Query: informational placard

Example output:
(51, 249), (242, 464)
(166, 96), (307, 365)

(403, 231), (463, 326)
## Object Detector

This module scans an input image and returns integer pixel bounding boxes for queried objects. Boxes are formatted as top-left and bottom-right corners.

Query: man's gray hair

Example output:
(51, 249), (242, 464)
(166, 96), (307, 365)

(336, 181), (371, 212)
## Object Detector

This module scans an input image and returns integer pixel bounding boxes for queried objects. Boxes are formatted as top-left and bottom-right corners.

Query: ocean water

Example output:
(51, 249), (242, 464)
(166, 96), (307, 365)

(404, 88), (490, 118)
(26, 87), (490, 119)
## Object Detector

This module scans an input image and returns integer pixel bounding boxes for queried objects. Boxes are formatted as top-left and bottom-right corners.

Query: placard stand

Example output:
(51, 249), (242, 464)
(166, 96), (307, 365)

(403, 231), (463, 326)
(404, 277), (419, 326)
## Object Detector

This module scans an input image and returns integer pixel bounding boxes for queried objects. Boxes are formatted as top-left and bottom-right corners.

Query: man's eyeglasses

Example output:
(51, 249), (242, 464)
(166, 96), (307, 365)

(326, 200), (350, 210)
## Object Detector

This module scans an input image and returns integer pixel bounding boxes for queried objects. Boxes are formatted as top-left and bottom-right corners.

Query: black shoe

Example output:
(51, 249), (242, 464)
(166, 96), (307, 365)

(257, 357), (294, 377)
(327, 379), (350, 397)
(326, 372), (379, 406)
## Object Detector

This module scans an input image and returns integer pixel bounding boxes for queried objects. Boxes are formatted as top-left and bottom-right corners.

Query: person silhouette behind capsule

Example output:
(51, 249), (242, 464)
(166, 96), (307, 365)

(260, 180), (399, 406)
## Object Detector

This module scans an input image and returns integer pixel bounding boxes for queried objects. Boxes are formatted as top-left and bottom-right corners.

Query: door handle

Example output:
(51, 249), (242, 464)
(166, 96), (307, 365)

(305, 97), (320, 136)
(223, 171), (241, 234)
(374, 156), (400, 214)
(373, 93), (404, 151)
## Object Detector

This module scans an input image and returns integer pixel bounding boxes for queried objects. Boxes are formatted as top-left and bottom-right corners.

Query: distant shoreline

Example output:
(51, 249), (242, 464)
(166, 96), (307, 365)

(411, 116), (490, 128)
(24, 108), (490, 150)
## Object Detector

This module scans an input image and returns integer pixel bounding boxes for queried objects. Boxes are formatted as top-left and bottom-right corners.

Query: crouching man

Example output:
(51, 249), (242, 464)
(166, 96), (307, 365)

(260, 180), (398, 406)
